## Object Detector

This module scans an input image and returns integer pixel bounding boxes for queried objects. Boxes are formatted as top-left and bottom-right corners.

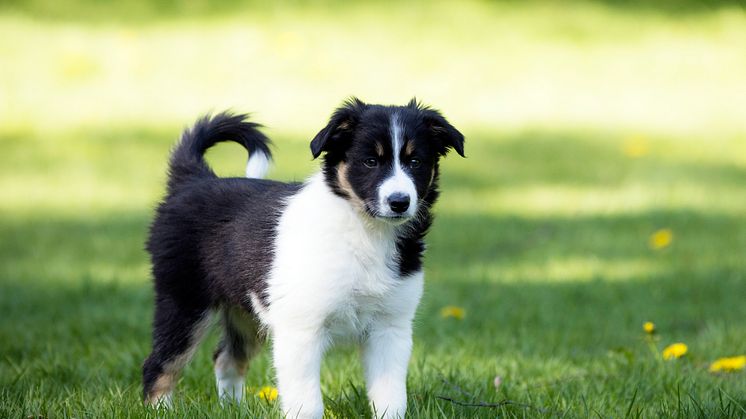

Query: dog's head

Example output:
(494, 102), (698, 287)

(311, 97), (465, 224)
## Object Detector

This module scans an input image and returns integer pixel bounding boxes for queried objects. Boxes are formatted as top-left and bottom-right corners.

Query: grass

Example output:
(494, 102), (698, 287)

(2, 1), (746, 417)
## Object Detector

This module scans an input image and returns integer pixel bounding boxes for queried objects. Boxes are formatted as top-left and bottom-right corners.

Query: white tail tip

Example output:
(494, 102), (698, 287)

(245, 152), (270, 179)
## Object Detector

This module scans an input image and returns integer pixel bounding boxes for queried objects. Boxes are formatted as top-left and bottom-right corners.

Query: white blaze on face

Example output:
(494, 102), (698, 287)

(377, 113), (418, 218)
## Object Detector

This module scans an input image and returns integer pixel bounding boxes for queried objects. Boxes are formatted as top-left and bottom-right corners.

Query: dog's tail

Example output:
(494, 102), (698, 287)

(167, 112), (272, 190)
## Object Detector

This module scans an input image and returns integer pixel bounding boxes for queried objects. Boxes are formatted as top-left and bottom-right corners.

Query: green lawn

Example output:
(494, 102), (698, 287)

(2, 1), (746, 417)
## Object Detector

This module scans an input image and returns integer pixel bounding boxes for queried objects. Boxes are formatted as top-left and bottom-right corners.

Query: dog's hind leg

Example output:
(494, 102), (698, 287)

(142, 295), (212, 407)
(213, 306), (263, 403)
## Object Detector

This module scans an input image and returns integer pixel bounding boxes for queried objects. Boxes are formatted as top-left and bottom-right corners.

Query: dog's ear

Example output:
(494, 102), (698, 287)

(422, 108), (465, 158)
(310, 97), (367, 159)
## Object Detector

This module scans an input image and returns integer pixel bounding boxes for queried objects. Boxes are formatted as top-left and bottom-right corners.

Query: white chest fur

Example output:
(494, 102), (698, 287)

(260, 174), (406, 338)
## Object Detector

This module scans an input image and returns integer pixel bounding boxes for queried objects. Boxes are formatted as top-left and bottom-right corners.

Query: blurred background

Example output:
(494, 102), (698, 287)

(1, 0), (745, 417)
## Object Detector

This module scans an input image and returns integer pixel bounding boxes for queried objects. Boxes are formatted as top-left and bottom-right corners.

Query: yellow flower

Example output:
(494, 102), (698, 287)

(440, 306), (466, 320)
(257, 386), (278, 402)
(643, 321), (655, 334)
(622, 135), (650, 158)
(709, 355), (746, 373)
(662, 343), (688, 360)
(649, 229), (673, 250)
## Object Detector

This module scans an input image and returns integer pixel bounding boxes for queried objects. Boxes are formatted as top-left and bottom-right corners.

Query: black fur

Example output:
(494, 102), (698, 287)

(167, 113), (272, 191)
(142, 113), (298, 400)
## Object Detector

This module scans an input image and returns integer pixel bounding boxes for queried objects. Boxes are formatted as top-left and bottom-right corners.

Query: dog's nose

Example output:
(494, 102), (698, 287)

(387, 193), (410, 214)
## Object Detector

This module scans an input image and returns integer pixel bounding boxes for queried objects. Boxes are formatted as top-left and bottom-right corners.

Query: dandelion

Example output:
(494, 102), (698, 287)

(257, 386), (278, 402)
(643, 321), (655, 334)
(649, 229), (673, 250)
(622, 135), (650, 158)
(709, 355), (746, 373)
(440, 306), (465, 320)
(662, 343), (688, 360)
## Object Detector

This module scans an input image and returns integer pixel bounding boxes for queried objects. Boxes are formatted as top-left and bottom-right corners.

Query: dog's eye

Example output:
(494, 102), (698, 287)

(408, 158), (422, 169)
(363, 158), (379, 168)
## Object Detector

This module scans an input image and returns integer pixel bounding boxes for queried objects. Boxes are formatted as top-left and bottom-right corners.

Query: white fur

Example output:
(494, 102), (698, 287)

(245, 151), (270, 179)
(364, 271), (423, 419)
(152, 392), (173, 409)
(259, 173), (424, 419)
(249, 291), (270, 326)
(214, 351), (245, 403)
(378, 114), (418, 218)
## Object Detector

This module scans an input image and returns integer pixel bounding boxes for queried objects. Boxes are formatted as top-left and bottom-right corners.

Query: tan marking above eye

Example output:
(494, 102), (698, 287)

(404, 140), (415, 156)
(375, 142), (384, 157)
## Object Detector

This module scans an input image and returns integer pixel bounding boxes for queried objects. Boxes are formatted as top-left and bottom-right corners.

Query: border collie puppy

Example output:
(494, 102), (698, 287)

(142, 98), (464, 418)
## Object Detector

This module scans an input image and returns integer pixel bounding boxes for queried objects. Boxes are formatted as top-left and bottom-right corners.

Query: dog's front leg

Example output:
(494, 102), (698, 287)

(362, 273), (423, 418)
(363, 322), (413, 418)
(272, 327), (327, 419)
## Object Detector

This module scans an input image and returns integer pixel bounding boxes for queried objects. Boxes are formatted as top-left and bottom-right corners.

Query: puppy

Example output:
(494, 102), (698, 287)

(142, 98), (464, 418)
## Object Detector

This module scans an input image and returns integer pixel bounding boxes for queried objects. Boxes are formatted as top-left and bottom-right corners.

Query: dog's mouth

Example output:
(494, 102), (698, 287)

(378, 214), (408, 219)
(375, 214), (413, 225)
(362, 202), (415, 224)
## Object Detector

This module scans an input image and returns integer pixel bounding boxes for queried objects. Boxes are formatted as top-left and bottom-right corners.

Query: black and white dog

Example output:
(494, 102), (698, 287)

(142, 98), (464, 418)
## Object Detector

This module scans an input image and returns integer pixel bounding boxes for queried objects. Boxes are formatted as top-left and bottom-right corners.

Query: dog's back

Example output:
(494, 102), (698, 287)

(147, 176), (299, 307)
